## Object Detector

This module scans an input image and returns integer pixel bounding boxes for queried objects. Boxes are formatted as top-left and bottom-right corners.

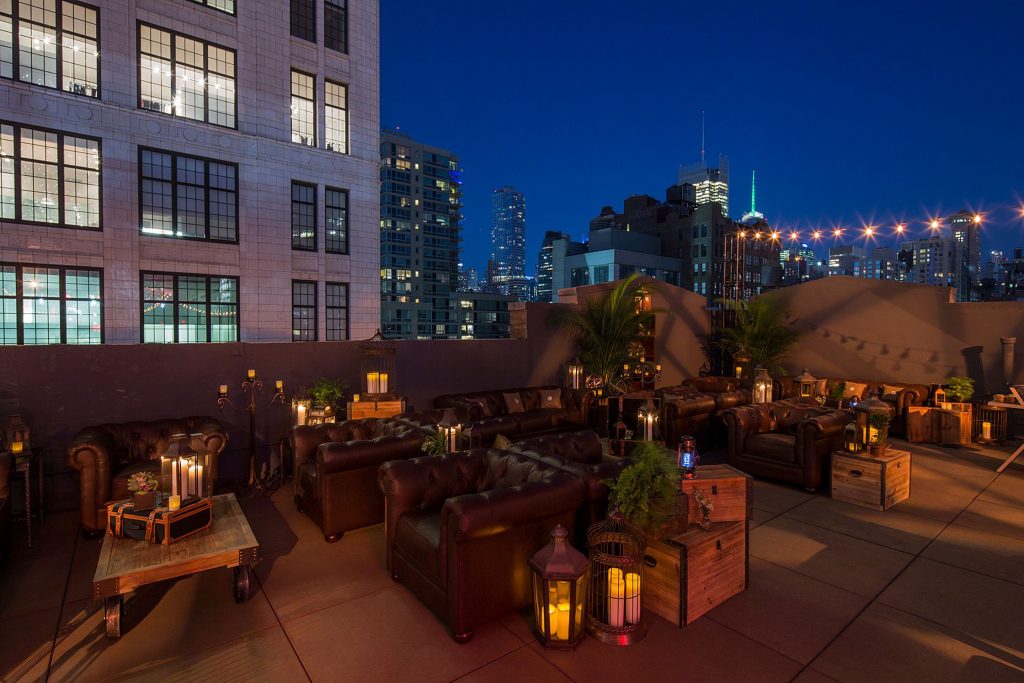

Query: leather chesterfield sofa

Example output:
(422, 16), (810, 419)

(504, 430), (629, 544)
(66, 417), (228, 536)
(0, 451), (10, 561)
(378, 449), (585, 643)
(657, 377), (752, 446)
(722, 402), (852, 490)
(290, 417), (432, 542)
(432, 386), (591, 447)
(777, 376), (927, 436)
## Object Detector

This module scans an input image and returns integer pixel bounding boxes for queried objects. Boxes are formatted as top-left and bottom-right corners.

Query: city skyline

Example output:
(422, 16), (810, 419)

(381, 0), (1024, 276)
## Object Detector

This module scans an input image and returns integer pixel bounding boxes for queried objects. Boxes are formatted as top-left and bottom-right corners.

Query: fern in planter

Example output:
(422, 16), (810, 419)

(945, 376), (975, 403)
(308, 378), (349, 412)
(606, 442), (680, 535)
(420, 430), (447, 456)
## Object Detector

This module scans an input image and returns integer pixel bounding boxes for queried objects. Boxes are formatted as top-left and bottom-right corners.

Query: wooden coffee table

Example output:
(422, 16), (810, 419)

(93, 493), (260, 638)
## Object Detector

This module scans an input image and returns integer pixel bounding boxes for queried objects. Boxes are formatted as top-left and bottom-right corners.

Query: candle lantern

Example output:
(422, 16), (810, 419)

(637, 397), (660, 442)
(677, 436), (698, 479)
(933, 386), (946, 408)
(843, 423), (860, 453)
(2, 414), (30, 451)
(854, 395), (892, 452)
(161, 433), (212, 503)
(567, 358), (584, 390)
(528, 524), (590, 649)
(753, 367), (772, 404)
(797, 369), (817, 399)
(360, 329), (397, 399)
(437, 408), (463, 453)
(734, 355), (751, 380)
(586, 510), (647, 645)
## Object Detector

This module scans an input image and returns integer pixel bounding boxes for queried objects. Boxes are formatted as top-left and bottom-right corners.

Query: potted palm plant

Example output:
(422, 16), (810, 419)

(547, 275), (659, 395)
(720, 296), (800, 386)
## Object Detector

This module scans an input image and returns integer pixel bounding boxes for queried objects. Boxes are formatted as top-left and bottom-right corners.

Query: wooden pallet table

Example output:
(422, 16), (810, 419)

(991, 387), (1024, 473)
(93, 493), (260, 638)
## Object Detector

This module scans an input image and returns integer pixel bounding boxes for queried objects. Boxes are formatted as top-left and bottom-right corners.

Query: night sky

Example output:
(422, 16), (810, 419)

(381, 0), (1024, 275)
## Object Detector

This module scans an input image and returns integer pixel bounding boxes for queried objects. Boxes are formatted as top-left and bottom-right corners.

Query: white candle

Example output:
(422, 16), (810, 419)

(380, 372), (389, 394)
(180, 459), (189, 498)
(170, 460), (178, 497)
(547, 604), (559, 639)
(982, 421), (992, 440)
(625, 573), (641, 624)
(247, 369), (256, 380)
(218, 384), (228, 396)
(608, 576), (625, 627)
(297, 404), (307, 426)
(168, 495), (181, 511)
(556, 602), (570, 640)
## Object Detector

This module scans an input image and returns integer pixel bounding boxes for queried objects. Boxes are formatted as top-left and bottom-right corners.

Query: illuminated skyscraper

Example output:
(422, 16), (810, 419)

(489, 187), (528, 299)
(679, 154), (729, 216)
(949, 209), (982, 302)
(740, 170), (764, 225)
(536, 230), (569, 302)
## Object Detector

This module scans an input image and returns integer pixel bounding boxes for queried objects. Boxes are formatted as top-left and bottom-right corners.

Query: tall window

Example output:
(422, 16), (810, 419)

(324, 0), (346, 53)
(325, 187), (347, 254)
(188, 0), (234, 15)
(1, 263), (101, 344)
(141, 272), (238, 343)
(290, 0), (315, 41)
(291, 181), (316, 251)
(325, 80), (347, 153)
(139, 23), (236, 128)
(139, 148), (237, 242)
(0, 122), (100, 228)
(290, 70), (315, 146)
(291, 280), (316, 341)
(0, 0), (99, 96)
(325, 282), (348, 340)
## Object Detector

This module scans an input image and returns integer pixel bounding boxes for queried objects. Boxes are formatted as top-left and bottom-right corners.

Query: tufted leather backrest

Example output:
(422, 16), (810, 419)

(506, 430), (603, 465)
(685, 376), (742, 393)
(83, 417), (226, 467)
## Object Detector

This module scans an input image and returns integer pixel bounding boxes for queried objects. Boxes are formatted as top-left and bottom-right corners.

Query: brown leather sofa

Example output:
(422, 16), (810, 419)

(291, 417), (431, 542)
(432, 386), (591, 446)
(66, 417), (228, 536)
(504, 430), (629, 543)
(658, 377), (751, 446)
(378, 449), (585, 643)
(722, 402), (852, 490)
(777, 376), (927, 436)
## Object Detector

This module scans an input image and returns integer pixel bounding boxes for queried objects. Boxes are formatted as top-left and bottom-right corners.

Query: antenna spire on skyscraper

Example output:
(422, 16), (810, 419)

(751, 170), (756, 214)
(700, 110), (705, 165)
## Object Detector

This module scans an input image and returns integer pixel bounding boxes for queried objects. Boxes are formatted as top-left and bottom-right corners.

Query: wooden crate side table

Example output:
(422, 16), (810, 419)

(348, 398), (406, 420)
(678, 464), (752, 526)
(643, 521), (747, 626)
(831, 448), (911, 511)
(907, 407), (971, 446)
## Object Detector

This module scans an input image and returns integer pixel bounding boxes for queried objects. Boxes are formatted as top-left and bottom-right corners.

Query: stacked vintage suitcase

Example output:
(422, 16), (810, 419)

(642, 464), (752, 626)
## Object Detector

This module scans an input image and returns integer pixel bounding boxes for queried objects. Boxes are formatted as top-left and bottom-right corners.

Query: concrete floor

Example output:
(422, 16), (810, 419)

(1, 439), (1023, 682)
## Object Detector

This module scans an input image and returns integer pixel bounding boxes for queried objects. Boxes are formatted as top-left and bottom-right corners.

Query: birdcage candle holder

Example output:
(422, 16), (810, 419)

(586, 510), (647, 645)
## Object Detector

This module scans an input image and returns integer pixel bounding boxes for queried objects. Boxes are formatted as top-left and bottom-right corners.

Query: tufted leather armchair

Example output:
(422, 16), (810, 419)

(504, 430), (629, 543)
(290, 417), (431, 542)
(433, 386), (592, 446)
(722, 402), (852, 490)
(658, 377), (752, 446)
(378, 449), (585, 643)
(66, 417), (227, 535)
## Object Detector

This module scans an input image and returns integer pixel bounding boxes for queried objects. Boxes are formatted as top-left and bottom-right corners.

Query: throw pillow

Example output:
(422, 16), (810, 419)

(883, 384), (903, 396)
(493, 434), (513, 450)
(539, 389), (562, 409)
(844, 381), (868, 399)
(471, 398), (491, 418)
(502, 391), (525, 414)
(814, 379), (829, 396)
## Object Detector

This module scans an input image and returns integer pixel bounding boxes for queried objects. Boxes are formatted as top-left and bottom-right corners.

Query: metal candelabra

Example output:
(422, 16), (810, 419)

(217, 371), (286, 492)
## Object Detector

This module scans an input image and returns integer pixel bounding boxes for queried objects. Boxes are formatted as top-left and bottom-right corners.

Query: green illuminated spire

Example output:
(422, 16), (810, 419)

(750, 170), (756, 214)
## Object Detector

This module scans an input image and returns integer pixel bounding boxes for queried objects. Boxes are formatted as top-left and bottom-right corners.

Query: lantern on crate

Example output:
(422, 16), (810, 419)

(437, 408), (463, 453)
(677, 435), (698, 479)
(637, 397), (659, 442)
(360, 329), (397, 399)
(797, 369), (817, 399)
(843, 423), (860, 452)
(586, 510), (647, 645)
(528, 524), (589, 649)
(854, 395), (892, 452)
(568, 358), (584, 390)
(933, 386), (947, 408)
(161, 434), (212, 506)
(2, 414), (30, 451)
(753, 367), (772, 404)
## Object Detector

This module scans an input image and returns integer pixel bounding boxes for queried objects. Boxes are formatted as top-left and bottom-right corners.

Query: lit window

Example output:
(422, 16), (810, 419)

(291, 280), (316, 341)
(0, 121), (100, 228)
(324, 0), (346, 53)
(326, 282), (348, 340)
(290, 70), (315, 146)
(139, 148), (237, 242)
(325, 187), (347, 253)
(291, 180), (316, 250)
(325, 80), (347, 153)
(189, 0), (233, 14)
(141, 272), (238, 343)
(138, 23), (236, 128)
(0, 0), (99, 96)
(0, 263), (101, 344)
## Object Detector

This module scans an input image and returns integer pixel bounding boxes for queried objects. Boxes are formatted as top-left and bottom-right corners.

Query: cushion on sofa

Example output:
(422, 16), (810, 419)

(844, 382), (868, 399)
(539, 388), (562, 409)
(503, 392), (525, 414)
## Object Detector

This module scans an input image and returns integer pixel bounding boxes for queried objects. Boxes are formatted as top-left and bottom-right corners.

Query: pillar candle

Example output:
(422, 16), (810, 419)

(170, 460), (178, 497)
(868, 427), (878, 444)
(982, 421), (992, 439)
(218, 384), (228, 397)
(735, 366), (742, 378)
(380, 372), (389, 394)
(625, 573), (641, 624)
(10, 441), (23, 454)
(180, 459), (190, 498)
(297, 404), (307, 425)
(247, 369), (256, 380)
(353, 393), (360, 402)
(556, 601), (570, 640)
(608, 577), (625, 627)
(547, 604), (559, 639)
(168, 495), (181, 511)
(275, 380), (283, 391)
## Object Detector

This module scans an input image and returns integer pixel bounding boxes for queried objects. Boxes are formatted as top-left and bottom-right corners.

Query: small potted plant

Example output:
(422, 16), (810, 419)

(944, 376), (975, 412)
(692, 489), (715, 530)
(420, 430), (447, 456)
(308, 377), (349, 422)
(828, 381), (847, 409)
(607, 442), (684, 540)
(869, 413), (891, 456)
(128, 471), (161, 511)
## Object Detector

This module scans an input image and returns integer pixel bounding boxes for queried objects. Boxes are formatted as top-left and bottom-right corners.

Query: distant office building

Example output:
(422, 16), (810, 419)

(828, 245), (867, 277)
(863, 247), (899, 280)
(490, 187), (528, 299)
(740, 170), (764, 225)
(380, 130), (463, 338)
(691, 206), (780, 300)
(679, 154), (729, 216)
(982, 248), (1024, 301)
(949, 209), (982, 302)
(549, 228), (682, 300)
(899, 236), (957, 290)
(458, 265), (479, 292)
(456, 291), (515, 339)
(537, 231), (569, 302)
(781, 244), (818, 285)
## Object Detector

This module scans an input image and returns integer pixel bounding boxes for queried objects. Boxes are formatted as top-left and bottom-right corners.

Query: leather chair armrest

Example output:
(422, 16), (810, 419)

(722, 405), (765, 456)
(441, 475), (585, 543)
(896, 386), (928, 414)
(799, 410), (852, 440)
(319, 434), (422, 476)
(290, 426), (330, 474)
(66, 427), (117, 531)
(188, 418), (227, 484)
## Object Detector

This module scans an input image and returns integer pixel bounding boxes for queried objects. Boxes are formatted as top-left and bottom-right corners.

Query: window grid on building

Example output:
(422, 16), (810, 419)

(290, 69), (315, 146)
(325, 80), (347, 153)
(0, 0), (100, 97)
(325, 281), (348, 340)
(138, 23), (236, 128)
(139, 148), (238, 243)
(291, 180), (316, 251)
(187, 0), (234, 15)
(0, 262), (102, 344)
(290, 0), (315, 42)
(324, 0), (346, 53)
(0, 121), (101, 228)
(291, 280), (316, 341)
(325, 186), (347, 254)
(141, 272), (238, 343)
